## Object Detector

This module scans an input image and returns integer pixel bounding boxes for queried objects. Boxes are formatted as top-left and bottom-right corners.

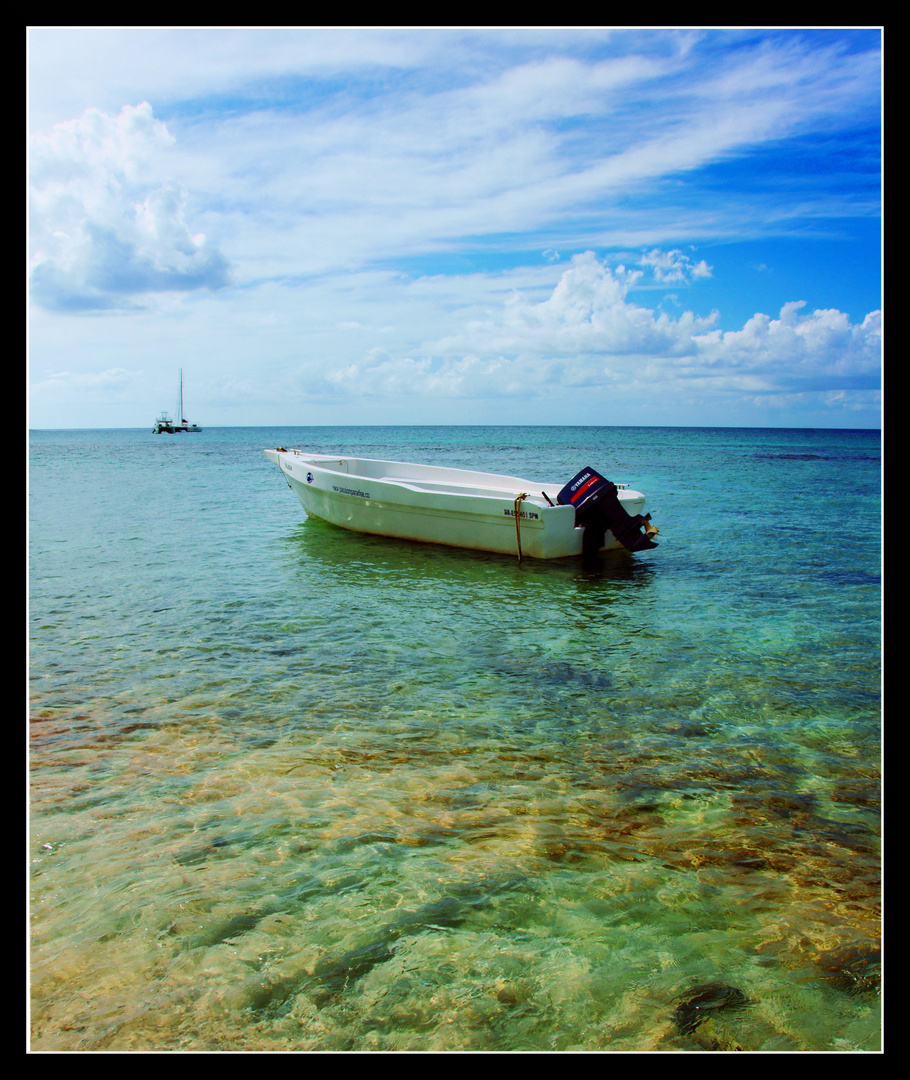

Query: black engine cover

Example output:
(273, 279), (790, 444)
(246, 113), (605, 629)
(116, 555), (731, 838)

(557, 467), (657, 554)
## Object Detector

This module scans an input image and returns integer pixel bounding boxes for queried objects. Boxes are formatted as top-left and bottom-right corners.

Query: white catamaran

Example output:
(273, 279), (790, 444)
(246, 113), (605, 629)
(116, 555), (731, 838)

(154, 370), (202, 433)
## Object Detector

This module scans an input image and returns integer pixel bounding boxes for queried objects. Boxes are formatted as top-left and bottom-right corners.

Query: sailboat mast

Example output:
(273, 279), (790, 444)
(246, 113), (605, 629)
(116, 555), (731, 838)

(179, 368), (184, 422)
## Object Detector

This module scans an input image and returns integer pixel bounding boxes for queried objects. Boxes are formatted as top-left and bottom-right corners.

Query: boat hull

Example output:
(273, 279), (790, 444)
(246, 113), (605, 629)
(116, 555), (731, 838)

(264, 450), (652, 560)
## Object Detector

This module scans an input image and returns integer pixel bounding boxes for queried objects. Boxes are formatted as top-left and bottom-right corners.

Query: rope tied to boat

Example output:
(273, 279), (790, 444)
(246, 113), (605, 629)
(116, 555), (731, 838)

(513, 493), (529, 566)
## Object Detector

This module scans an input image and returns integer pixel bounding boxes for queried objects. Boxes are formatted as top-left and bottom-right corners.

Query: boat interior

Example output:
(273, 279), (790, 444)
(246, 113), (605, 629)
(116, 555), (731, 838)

(293, 453), (556, 503)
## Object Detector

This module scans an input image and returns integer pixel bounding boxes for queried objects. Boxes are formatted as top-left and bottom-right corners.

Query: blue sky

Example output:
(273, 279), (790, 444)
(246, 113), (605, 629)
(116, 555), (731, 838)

(27, 27), (882, 429)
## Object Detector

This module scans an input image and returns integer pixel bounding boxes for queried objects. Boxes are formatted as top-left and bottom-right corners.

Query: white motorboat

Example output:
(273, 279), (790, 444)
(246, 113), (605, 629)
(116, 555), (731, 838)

(263, 449), (658, 561)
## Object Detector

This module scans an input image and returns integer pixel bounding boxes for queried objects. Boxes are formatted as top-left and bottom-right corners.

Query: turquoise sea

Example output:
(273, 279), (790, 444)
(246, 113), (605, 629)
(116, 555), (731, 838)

(28, 425), (881, 1052)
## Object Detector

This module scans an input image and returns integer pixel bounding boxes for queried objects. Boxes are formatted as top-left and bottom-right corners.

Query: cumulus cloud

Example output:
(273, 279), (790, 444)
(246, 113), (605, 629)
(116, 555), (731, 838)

(694, 300), (881, 389)
(423, 252), (719, 372)
(322, 252), (880, 409)
(28, 102), (232, 311)
(639, 248), (712, 283)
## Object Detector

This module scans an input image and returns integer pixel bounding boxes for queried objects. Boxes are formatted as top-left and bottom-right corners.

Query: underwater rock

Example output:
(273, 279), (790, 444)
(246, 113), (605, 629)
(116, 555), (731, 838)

(310, 938), (397, 999)
(306, 894), (471, 1004)
(673, 982), (751, 1036)
(251, 876), (530, 1014)
(813, 943), (881, 996)
(466, 644), (612, 692)
(174, 834), (233, 866)
(185, 872), (364, 950)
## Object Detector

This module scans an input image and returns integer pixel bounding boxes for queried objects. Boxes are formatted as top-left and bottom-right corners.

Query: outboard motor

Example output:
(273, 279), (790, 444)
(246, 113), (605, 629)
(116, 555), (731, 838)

(557, 467), (658, 556)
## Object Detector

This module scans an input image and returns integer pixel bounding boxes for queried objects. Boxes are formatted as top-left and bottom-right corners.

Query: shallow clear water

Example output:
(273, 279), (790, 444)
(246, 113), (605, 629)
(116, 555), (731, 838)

(29, 426), (881, 1051)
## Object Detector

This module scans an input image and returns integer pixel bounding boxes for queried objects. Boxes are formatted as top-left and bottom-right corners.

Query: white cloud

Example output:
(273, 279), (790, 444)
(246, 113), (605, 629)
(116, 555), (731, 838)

(28, 367), (144, 416)
(126, 33), (876, 287)
(28, 102), (232, 311)
(694, 301), (881, 386)
(430, 252), (717, 362)
(639, 248), (712, 283)
(314, 253), (880, 411)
